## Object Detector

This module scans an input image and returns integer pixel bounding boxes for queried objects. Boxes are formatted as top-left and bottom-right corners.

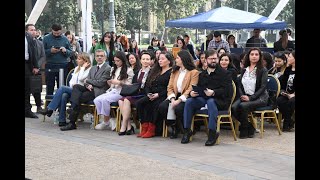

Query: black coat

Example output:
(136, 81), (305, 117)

(273, 39), (295, 52)
(25, 32), (39, 70)
(197, 66), (233, 110)
(239, 67), (268, 101)
(145, 68), (172, 99)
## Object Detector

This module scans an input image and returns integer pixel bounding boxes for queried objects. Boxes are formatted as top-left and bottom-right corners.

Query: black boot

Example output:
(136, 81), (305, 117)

(205, 129), (219, 146)
(170, 124), (179, 139)
(288, 119), (295, 130)
(282, 119), (291, 132)
(60, 122), (77, 131)
(239, 127), (248, 139)
(181, 128), (193, 144)
(39, 108), (54, 117)
(248, 123), (255, 138)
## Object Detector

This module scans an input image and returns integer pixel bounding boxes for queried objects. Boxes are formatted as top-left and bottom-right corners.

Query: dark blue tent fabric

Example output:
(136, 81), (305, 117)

(165, 7), (287, 30)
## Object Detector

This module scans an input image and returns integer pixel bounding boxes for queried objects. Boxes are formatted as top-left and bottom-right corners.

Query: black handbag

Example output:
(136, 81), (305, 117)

(120, 83), (141, 96)
(30, 74), (42, 93)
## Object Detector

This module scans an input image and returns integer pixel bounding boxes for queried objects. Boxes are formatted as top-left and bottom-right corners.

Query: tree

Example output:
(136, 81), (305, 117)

(225, 0), (295, 28)
(37, 0), (81, 33)
(152, 0), (207, 43)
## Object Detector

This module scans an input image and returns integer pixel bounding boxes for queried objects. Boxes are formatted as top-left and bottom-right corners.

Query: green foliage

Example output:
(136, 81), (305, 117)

(37, 0), (81, 32)
(225, 0), (295, 29)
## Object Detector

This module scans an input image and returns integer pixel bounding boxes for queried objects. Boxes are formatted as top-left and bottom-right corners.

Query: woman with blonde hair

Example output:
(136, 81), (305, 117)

(40, 52), (92, 126)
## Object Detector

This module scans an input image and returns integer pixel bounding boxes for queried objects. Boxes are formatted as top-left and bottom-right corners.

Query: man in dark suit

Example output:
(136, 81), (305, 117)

(26, 24), (46, 113)
(25, 29), (40, 118)
(181, 50), (233, 146)
(60, 49), (112, 131)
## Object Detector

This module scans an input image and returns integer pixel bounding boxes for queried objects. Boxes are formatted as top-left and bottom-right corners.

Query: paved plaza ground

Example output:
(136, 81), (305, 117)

(26, 111), (294, 179)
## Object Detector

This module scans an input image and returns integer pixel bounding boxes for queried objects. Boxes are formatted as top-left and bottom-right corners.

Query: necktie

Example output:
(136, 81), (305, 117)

(95, 66), (100, 76)
(137, 72), (145, 83)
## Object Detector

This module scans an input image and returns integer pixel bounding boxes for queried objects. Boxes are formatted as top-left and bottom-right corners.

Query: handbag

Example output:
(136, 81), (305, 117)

(30, 74), (42, 93)
(120, 83), (141, 96)
(167, 103), (176, 121)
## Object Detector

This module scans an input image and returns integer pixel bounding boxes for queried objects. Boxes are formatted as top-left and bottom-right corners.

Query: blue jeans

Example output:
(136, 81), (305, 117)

(47, 85), (72, 122)
(183, 97), (219, 131)
(45, 63), (68, 95)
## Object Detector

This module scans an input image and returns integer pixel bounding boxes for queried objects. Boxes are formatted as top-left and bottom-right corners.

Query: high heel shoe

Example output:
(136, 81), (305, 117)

(39, 108), (54, 117)
(118, 129), (127, 136)
(126, 126), (135, 135)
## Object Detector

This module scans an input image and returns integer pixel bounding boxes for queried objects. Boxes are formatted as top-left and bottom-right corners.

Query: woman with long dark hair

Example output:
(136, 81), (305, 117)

(90, 31), (115, 66)
(219, 53), (238, 83)
(273, 30), (295, 52)
(126, 53), (141, 75)
(231, 48), (269, 139)
(269, 52), (287, 79)
(117, 51), (152, 135)
(94, 51), (134, 130)
(135, 51), (174, 138)
(158, 50), (199, 139)
(277, 51), (295, 131)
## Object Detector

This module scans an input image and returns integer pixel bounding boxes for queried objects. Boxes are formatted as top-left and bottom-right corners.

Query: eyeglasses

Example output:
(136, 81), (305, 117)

(207, 57), (217, 60)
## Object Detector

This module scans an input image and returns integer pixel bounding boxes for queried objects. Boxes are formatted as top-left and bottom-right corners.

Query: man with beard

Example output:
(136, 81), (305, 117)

(207, 31), (230, 53)
(181, 50), (233, 146)
(43, 24), (72, 95)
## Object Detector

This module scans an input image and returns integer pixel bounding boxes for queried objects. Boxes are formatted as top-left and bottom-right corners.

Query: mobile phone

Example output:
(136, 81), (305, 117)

(54, 46), (61, 49)
(147, 93), (153, 96)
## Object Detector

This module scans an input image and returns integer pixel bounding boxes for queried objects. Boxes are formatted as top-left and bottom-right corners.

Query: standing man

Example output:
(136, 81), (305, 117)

(25, 25), (40, 118)
(26, 24), (46, 113)
(207, 31), (231, 53)
(245, 29), (268, 48)
(181, 50), (233, 146)
(184, 34), (197, 60)
(43, 23), (72, 95)
(201, 33), (213, 52)
(60, 49), (111, 131)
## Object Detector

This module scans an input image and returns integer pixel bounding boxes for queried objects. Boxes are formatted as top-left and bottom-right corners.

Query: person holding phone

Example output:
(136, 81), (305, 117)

(181, 50), (233, 146)
(43, 23), (72, 96)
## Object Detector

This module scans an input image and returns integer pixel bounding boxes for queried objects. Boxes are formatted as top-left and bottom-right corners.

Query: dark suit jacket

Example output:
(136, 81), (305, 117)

(25, 32), (39, 70)
(273, 39), (295, 52)
(85, 62), (112, 97)
(197, 66), (233, 110)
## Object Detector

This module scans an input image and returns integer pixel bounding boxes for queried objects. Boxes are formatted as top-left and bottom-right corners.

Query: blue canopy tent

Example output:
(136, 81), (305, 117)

(165, 6), (287, 30)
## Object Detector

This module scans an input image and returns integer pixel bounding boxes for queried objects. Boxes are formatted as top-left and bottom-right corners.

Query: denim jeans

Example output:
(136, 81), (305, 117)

(183, 97), (218, 131)
(45, 63), (68, 95)
(47, 85), (72, 122)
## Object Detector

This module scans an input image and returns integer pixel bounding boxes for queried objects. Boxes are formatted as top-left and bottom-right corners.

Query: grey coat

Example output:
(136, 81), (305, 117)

(85, 62), (112, 97)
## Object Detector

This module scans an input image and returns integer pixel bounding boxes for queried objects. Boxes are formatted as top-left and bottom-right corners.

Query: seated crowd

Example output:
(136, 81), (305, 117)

(35, 30), (295, 147)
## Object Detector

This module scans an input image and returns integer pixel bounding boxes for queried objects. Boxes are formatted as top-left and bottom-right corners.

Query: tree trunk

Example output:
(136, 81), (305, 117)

(164, 9), (171, 44)
(131, 28), (135, 40)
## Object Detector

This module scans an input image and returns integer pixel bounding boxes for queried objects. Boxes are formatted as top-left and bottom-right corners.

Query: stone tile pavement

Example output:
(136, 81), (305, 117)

(25, 114), (295, 180)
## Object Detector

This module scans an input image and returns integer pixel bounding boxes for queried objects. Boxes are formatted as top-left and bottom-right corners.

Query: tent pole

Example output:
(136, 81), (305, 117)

(204, 29), (207, 51)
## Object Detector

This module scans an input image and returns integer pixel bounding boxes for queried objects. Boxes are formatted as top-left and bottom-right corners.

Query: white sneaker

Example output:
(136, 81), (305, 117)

(95, 121), (110, 130)
(109, 118), (116, 131)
